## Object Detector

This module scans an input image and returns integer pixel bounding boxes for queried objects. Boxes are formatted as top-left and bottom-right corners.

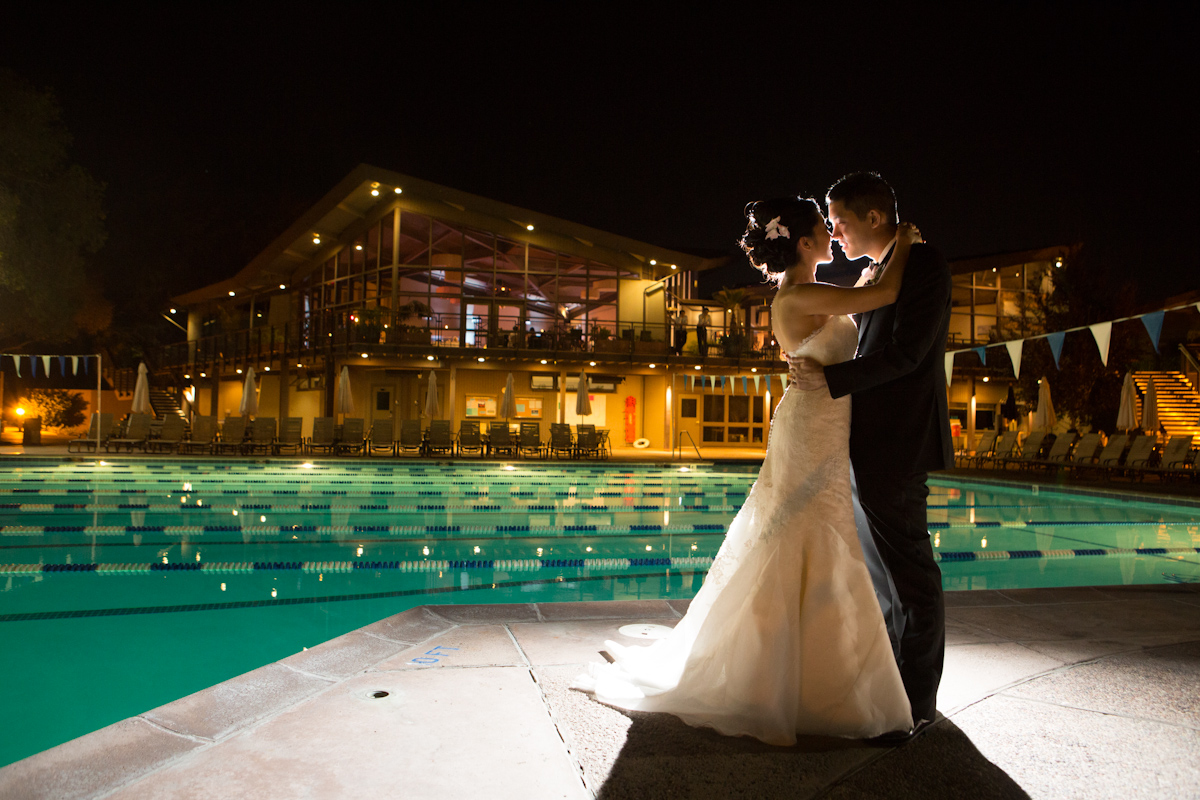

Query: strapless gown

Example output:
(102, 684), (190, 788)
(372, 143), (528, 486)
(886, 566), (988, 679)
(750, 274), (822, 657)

(573, 315), (912, 745)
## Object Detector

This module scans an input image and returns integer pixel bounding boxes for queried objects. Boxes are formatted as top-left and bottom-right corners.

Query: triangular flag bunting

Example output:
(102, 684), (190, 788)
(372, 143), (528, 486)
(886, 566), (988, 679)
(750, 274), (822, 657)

(973, 346), (987, 365)
(42, 356), (51, 376)
(13, 355), (20, 377)
(71, 356), (79, 375)
(58, 356), (66, 376)
(30, 356), (37, 377)
(742, 376), (748, 395)
(1140, 310), (1165, 353)
(1089, 322), (1112, 366)
(944, 351), (955, 387)
(1046, 332), (1065, 369)
(753, 375), (761, 393)
(1004, 340), (1024, 379)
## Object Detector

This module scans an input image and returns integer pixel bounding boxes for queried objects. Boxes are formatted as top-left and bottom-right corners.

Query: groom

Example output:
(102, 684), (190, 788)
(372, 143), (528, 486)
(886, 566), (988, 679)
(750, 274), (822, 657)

(791, 172), (954, 741)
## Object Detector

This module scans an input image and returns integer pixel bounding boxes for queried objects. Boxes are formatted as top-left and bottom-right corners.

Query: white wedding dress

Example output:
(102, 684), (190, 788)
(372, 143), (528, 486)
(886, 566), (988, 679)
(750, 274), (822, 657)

(574, 314), (912, 745)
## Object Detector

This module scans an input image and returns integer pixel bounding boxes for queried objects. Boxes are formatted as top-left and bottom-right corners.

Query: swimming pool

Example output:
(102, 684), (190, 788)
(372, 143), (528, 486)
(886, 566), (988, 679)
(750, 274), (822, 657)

(2, 457), (1198, 766)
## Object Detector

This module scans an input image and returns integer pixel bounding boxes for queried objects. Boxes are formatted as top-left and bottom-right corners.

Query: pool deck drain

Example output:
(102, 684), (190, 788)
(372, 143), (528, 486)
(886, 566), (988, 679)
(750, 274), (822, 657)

(1, 586), (1198, 799)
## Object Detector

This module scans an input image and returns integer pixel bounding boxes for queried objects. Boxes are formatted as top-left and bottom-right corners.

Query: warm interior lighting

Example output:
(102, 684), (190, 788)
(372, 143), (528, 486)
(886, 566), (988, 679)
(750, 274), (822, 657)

(228, 291), (235, 297)
(650, 260), (657, 266)
(394, 187), (402, 194)
(312, 236), (321, 244)
(526, 224), (534, 231)
(279, 284), (286, 289)
(648, 363), (655, 368)
(184, 374), (190, 379)
(670, 264), (677, 269)
(590, 361), (596, 367)
(694, 365), (701, 370)
(199, 372), (206, 377)
(426, 355), (434, 361)
(361, 353), (368, 358)
(371, 189), (379, 196)
(236, 368), (242, 374)
(540, 359), (547, 364)
(169, 308), (176, 314)
(750, 368), (757, 373)
(982, 376), (989, 382)
(477, 357), (485, 362)
(297, 363), (303, 368)
(264, 366), (271, 371)
(356, 244), (363, 250)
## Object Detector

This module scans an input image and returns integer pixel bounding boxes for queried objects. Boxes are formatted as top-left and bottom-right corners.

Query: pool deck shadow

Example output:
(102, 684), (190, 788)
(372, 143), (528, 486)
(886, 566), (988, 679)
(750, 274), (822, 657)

(2, 585), (1198, 799)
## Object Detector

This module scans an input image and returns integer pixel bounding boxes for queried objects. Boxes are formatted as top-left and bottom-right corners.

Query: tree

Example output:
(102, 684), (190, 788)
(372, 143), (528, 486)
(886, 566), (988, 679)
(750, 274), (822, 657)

(0, 69), (108, 349)
(18, 389), (88, 429)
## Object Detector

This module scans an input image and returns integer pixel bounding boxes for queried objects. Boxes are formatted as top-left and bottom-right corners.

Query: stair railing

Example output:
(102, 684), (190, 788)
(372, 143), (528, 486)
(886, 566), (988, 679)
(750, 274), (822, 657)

(1179, 344), (1200, 395)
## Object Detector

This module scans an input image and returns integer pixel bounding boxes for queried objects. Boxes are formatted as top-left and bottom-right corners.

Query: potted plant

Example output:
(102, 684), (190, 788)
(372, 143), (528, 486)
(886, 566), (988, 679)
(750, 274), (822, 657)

(388, 300), (434, 345)
(590, 323), (625, 354)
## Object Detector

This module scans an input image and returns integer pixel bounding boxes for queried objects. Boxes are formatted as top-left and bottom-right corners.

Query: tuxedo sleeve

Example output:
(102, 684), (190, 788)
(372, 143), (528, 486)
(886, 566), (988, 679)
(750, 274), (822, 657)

(824, 245), (951, 399)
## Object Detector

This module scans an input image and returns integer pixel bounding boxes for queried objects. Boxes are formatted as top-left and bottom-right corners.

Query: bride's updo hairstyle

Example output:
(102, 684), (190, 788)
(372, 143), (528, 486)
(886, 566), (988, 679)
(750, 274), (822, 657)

(739, 197), (824, 281)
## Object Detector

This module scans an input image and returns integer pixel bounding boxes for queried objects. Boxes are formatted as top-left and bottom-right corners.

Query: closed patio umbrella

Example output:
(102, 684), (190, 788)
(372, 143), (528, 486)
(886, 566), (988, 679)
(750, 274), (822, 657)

(1001, 385), (1018, 424)
(131, 363), (151, 414)
(238, 367), (259, 416)
(1116, 371), (1138, 431)
(1031, 377), (1056, 432)
(424, 370), (439, 419)
(498, 372), (515, 419)
(575, 370), (593, 417)
(1142, 379), (1159, 438)
(335, 366), (355, 418)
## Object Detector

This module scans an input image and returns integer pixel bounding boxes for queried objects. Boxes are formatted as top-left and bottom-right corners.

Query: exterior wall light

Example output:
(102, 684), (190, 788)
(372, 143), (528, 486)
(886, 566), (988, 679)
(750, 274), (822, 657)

(313, 236), (321, 244)
(169, 308), (176, 314)
(650, 260), (657, 266)
(236, 368), (243, 374)
(228, 291), (235, 297)
(361, 353), (368, 358)
(526, 224), (534, 231)
(394, 187), (402, 194)
(477, 357), (485, 362)
(371, 189), (379, 196)
(356, 244), (363, 250)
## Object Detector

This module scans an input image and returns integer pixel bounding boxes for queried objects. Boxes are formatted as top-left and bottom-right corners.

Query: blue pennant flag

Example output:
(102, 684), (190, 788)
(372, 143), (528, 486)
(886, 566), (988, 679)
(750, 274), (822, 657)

(58, 356), (66, 376)
(742, 376), (748, 395)
(30, 355), (37, 378)
(1140, 310), (1165, 353)
(83, 356), (90, 375)
(1046, 331), (1066, 369)
(973, 347), (987, 365)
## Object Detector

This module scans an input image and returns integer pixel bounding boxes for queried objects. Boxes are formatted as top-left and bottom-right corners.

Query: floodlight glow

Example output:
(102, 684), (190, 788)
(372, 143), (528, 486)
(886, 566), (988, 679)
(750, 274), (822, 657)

(15, 407), (25, 416)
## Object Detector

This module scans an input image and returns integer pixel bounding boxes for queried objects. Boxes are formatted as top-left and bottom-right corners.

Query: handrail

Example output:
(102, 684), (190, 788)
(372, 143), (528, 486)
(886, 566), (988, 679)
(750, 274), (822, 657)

(674, 430), (703, 460)
(1179, 343), (1200, 390)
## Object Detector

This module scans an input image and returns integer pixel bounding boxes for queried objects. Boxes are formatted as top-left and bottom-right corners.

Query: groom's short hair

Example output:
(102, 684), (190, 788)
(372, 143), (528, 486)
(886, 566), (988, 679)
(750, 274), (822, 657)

(827, 172), (898, 224)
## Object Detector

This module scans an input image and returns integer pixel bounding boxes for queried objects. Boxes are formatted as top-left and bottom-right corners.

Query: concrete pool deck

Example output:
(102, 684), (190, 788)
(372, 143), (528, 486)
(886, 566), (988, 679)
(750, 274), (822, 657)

(2, 585), (1199, 799)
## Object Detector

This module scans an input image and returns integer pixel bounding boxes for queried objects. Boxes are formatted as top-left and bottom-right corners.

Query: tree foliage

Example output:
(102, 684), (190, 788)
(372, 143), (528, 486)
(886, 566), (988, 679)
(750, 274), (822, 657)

(996, 247), (1156, 433)
(0, 69), (108, 348)
(19, 389), (89, 429)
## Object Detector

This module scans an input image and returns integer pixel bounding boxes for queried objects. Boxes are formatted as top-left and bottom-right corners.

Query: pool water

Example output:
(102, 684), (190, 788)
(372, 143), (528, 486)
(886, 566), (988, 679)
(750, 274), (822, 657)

(1, 457), (1198, 766)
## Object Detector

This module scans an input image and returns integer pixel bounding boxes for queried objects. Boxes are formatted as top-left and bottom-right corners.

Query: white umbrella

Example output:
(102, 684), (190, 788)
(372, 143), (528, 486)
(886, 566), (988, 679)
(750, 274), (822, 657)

(335, 366), (355, 417)
(424, 371), (439, 419)
(131, 362), (151, 414)
(575, 370), (593, 416)
(1031, 377), (1056, 432)
(1142, 379), (1159, 437)
(238, 367), (259, 416)
(497, 372), (516, 419)
(1116, 372), (1138, 431)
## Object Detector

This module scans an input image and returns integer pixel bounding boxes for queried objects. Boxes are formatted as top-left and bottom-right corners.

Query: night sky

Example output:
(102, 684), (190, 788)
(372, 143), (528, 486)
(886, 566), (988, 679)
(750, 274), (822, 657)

(3, 9), (1195, 310)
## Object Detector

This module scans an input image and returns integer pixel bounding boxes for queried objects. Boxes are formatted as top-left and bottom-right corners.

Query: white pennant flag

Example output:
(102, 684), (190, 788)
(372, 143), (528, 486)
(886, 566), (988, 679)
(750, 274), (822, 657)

(12, 354), (20, 377)
(42, 355), (52, 376)
(753, 375), (760, 393)
(71, 356), (79, 375)
(944, 351), (955, 387)
(1004, 340), (1024, 379)
(1089, 322), (1113, 366)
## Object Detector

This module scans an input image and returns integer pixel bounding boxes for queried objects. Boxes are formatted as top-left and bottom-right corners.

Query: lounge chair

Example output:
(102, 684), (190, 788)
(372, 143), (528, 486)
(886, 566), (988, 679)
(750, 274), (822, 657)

(179, 416), (217, 455)
(1000, 431), (1049, 469)
(1116, 435), (1157, 478)
(1030, 433), (1077, 470)
(274, 417), (304, 455)
(488, 422), (518, 458)
(1139, 435), (1196, 481)
(213, 416), (247, 455)
(369, 419), (398, 456)
(335, 418), (366, 456)
(518, 422), (544, 459)
(396, 419), (423, 456)
(1094, 433), (1131, 469)
(427, 420), (454, 457)
(956, 431), (996, 468)
(245, 417), (277, 455)
(548, 423), (574, 459)
(68, 413), (114, 453)
(456, 421), (483, 457)
(146, 415), (186, 454)
(308, 417), (337, 455)
(105, 413), (153, 453)
(575, 424), (602, 459)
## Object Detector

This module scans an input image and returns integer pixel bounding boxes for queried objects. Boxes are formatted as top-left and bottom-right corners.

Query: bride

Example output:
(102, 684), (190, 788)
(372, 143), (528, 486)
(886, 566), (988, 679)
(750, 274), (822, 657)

(572, 197), (922, 745)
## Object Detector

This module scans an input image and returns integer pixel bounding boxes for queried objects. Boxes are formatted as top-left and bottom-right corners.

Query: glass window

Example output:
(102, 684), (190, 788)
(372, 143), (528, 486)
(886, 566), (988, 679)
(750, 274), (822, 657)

(702, 426), (725, 442)
(681, 398), (697, 418)
(703, 395), (725, 423)
(729, 396), (749, 423)
(753, 396), (764, 424)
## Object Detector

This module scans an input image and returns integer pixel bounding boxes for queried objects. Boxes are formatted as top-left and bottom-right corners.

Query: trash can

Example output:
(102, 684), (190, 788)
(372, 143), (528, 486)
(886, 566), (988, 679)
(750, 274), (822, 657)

(22, 416), (42, 446)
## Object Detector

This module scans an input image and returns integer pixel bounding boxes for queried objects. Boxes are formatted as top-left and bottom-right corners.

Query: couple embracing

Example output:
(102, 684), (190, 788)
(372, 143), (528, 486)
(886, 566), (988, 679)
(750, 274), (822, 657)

(574, 172), (953, 746)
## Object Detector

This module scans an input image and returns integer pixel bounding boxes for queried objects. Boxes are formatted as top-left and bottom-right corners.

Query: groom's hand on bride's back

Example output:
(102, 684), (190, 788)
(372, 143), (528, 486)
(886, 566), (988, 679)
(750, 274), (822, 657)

(787, 355), (827, 392)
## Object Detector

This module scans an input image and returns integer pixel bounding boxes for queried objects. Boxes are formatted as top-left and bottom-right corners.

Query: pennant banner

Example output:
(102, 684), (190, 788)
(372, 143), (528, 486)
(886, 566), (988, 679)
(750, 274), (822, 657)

(1089, 322), (1112, 366)
(41, 355), (51, 377)
(71, 356), (79, 375)
(1004, 340), (1024, 379)
(944, 352), (955, 387)
(1046, 332), (1065, 369)
(1140, 310), (1164, 353)
(742, 376), (748, 395)
(12, 355), (20, 377)
(58, 356), (66, 376)
(973, 346), (987, 366)
(753, 375), (761, 393)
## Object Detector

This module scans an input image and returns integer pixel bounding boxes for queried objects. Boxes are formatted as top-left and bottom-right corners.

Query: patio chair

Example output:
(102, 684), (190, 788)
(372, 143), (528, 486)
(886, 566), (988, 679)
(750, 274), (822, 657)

(427, 420), (454, 457)
(213, 416), (248, 455)
(518, 422), (545, 459)
(274, 417), (304, 455)
(1000, 431), (1049, 469)
(308, 417), (337, 455)
(456, 420), (483, 457)
(1094, 433), (1131, 468)
(146, 415), (186, 454)
(1140, 435), (1196, 481)
(335, 418), (366, 456)
(105, 413), (153, 453)
(575, 424), (602, 459)
(975, 431), (1019, 469)
(179, 415), (217, 455)
(245, 417), (277, 455)
(956, 431), (996, 468)
(1030, 432), (1076, 470)
(396, 419), (423, 456)
(368, 418), (397, 456)
(488, 421), (518, 458)
(68, 412), (114, 453)
(1117, 435), (1157, 477)
(548, 423), (574, 459)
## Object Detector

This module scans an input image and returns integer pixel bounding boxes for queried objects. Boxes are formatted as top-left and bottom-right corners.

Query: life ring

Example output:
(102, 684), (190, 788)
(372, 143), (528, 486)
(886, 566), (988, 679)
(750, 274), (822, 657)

(633, 438), (651, 449)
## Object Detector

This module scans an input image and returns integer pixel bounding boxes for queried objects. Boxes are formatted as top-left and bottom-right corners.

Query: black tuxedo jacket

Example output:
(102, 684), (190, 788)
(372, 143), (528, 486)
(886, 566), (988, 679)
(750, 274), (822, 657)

(824, 242), (954, 475)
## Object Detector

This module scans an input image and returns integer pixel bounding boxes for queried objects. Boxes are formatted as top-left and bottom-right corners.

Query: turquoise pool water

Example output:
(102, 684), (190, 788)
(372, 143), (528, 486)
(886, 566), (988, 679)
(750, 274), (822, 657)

(1, 457), (1198, 766)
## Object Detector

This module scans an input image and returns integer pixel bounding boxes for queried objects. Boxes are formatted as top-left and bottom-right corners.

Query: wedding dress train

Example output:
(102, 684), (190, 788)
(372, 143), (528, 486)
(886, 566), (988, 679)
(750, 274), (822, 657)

(573, 315), (911, 745)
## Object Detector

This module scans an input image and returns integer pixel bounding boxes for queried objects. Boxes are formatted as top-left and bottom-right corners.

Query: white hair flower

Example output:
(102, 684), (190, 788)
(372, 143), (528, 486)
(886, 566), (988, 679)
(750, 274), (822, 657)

(764, 216), (789, 240)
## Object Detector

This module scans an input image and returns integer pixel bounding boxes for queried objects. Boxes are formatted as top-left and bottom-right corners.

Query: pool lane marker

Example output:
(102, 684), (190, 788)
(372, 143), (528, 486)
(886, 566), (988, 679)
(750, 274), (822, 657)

(0, 522), (732, 537)
(4, 549), (1199, 576)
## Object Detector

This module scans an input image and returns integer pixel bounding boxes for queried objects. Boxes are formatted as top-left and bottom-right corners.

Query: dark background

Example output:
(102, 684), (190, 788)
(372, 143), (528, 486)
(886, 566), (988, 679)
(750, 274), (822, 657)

(3, 7), (1195, 312)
